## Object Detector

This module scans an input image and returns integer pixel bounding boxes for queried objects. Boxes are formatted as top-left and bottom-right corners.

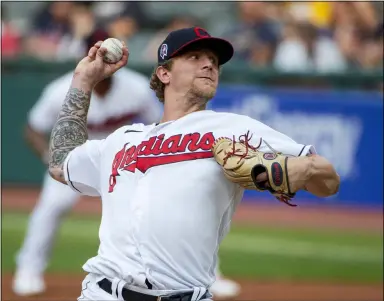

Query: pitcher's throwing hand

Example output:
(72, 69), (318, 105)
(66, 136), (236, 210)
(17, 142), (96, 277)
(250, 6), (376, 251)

(74, 40), (129, 88)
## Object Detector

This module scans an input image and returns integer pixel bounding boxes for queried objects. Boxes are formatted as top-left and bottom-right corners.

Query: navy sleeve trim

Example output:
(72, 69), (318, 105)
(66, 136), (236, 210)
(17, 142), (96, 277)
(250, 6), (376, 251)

(298, 145), (306, 156)
(66, 157), (82, 193)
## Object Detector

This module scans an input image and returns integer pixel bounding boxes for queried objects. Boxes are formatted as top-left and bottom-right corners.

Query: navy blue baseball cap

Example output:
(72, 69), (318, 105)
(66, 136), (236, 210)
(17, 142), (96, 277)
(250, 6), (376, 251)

(157, 27), (234, 65)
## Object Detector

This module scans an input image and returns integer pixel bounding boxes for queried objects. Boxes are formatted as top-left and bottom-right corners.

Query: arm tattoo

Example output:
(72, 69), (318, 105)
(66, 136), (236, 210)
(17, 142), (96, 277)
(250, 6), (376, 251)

(48, 88), (91, 180)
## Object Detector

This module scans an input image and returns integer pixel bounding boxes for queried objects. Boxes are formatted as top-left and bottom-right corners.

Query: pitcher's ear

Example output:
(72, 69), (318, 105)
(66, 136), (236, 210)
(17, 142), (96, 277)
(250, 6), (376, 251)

(156, 65), (171, 85)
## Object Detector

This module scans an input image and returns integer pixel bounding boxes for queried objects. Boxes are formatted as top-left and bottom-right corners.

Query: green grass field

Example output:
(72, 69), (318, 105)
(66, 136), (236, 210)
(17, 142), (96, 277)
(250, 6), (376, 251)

(2, 211), (383, 283)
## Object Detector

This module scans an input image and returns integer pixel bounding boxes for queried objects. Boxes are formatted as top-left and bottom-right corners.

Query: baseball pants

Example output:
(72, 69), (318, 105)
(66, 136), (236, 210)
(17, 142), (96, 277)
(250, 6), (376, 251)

(78, 273), (212, 301)
(16, 171), (80, 274)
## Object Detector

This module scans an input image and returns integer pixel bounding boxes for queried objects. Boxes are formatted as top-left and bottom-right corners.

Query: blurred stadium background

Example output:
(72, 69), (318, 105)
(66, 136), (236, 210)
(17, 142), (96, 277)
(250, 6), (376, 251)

(1, 1), (383, 301)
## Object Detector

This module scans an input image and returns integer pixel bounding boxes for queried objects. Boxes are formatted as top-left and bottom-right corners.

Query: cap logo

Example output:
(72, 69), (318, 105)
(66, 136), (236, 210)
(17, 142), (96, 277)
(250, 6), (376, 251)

(160, 43), (168, 60)
(194, 27), (210, 38)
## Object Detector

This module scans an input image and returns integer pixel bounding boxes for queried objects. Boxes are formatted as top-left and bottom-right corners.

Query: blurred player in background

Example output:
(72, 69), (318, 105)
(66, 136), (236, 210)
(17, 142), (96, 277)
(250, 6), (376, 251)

(212, 259), (240, 299)
(12, 29), (162, 296)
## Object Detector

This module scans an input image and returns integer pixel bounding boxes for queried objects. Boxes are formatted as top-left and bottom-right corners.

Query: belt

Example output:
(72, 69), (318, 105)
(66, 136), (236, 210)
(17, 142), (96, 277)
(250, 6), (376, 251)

(97, 278), (208, 301)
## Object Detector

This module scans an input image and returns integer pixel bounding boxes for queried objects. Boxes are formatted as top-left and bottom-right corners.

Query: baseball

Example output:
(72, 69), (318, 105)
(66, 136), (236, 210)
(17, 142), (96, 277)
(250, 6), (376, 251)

(100, 38), (124, 63)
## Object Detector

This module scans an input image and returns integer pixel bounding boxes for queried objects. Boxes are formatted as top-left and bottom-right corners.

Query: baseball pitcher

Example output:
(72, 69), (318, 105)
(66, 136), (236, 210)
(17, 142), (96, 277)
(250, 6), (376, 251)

(47, 27), (340, 301)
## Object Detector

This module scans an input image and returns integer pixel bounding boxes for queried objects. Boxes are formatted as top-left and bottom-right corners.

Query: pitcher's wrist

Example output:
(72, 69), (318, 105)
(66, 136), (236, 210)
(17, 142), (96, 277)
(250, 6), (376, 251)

(286, 156), (312, 192)
(71, 72), (96, 91)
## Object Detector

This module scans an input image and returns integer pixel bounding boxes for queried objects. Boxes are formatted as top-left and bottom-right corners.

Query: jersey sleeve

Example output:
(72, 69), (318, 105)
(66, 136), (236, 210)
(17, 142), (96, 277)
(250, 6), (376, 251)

(28, 84), (62, 133)
(245, 116), (317, 157)
(63, 139), (105, 196)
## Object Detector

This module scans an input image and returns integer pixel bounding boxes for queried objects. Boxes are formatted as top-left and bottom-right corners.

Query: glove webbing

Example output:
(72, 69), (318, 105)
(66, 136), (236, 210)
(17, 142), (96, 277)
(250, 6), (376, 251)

(222, 131), (297, 207)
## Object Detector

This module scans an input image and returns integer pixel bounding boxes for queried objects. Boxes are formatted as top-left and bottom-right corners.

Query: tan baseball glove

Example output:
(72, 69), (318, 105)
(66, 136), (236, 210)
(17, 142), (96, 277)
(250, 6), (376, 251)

(211, 132), (297, 206)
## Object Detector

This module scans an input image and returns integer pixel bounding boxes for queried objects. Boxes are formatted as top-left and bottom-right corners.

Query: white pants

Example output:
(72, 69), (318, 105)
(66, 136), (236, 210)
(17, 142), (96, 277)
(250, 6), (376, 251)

(16, 171), (81, 273)
(78, 273), (212, 301)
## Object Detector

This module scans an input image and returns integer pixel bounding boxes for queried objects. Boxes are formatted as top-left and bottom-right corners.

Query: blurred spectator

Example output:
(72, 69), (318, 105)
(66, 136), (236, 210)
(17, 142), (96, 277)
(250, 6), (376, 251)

(273, 21), (347, 73)
(93, 2), (150, 30)
(274, 2), (382, 71)
(23, 2), (73, 60)
(93, 2), (128, 22)
(356, 22), (383, 69)
(1, 5), (21, 58)
(332, 2), (383, 69)
(222, 2), (280, 67)
(106, 14), (137, 44)
(143, 16), (198, 62)
(93, 3), (149, 49)
(56, 2), (96, 61)
(285, 2), (334, 30)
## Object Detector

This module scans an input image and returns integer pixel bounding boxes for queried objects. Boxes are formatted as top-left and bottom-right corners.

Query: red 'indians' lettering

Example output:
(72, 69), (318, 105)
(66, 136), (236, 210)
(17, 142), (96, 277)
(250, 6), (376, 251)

(108, 132), (215, 192)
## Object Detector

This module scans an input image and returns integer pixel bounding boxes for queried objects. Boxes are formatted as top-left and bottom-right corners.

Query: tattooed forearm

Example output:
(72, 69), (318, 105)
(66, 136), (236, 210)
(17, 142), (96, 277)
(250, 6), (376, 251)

(48, 88), (91, 182)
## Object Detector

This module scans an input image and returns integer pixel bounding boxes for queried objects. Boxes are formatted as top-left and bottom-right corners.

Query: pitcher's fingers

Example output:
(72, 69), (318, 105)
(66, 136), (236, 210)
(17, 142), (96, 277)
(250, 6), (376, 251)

(95, 41), (103, 48)
(114, 48), (129, 69)
(88, 46), (98, 58)
(88, 41), (104, 57)
(255, 172), (267, 183)
(88, 41), (103, 55)
(121, 46), (129, 62)
(95, 47), (108, 63)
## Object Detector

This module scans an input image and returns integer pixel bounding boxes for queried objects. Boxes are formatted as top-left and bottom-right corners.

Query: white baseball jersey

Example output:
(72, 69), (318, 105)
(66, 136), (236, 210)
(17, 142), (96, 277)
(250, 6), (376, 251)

(28, 68), (162, 139)
(62, 110), (316, 290)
